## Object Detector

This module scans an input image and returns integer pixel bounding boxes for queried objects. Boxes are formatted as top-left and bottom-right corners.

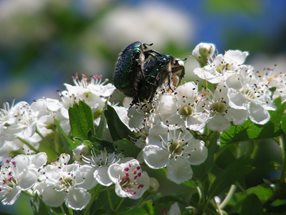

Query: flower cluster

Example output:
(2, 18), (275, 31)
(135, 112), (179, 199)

(0, 43), (285, 212)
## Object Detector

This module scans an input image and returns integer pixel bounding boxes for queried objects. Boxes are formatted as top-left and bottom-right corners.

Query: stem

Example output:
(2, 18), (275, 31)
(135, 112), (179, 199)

(107, 189), (114, 211)
(114, 198), (125, 211)
(279, 134), (286, 181)
(36, 129), (45, 139)
(219, 184), (236, 209)
(17, 137), (39, 153)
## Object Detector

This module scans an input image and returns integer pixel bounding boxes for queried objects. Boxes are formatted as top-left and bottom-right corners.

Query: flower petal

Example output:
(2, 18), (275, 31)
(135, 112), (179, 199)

(94, 166), (113, 186)
(1, 187), (21, 205)
(207, 114), (230, 131)
(41, 185), (65, 207)
(143, 145), (169, 169)
(186, 140), (208, 165)
(18, 169), (38, 190)
(166, 159), (193, 184)
(249, 102), (270, 125)
(108, 163), (123, 183)
(65, 188), (91, 210)
(227, 88), (248, 110)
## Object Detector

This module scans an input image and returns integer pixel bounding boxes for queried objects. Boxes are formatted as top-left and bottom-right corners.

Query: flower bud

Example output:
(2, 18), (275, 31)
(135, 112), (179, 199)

(192, 42), (216, 67)
(148, 177), (160, 192)
(73, 144), (88, 161)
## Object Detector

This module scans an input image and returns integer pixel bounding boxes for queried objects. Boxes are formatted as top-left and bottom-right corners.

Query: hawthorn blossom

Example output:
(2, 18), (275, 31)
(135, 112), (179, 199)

(193, 49), (249, 84)
(192, 42), (216, 67)
(225, 67), (275, 124)
(60, 74), (115, 112)
(201, 84), (249, 131)
(156, 82), (209, 132)
(143, 125), (207, 184)
(82, 149), (122, 186)
(108, 158), (150, 199)
(35, 154), (96, 210)
(0, 101), (40, 158)
(0, 153), (47, 205)
(31, 98), (70, 135)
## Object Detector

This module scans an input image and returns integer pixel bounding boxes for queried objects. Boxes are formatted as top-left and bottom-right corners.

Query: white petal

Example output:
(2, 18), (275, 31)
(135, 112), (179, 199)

(41, 185), (65, 207)
(94, 166), (113, 186)
(77, 165), (97, 190)
(186, 140), (208, 165)
(225, 74), (242, 90)
(166, 159), (193, 184)
(132, 172), (150, 199)
(226, 108), (248, 125)
(114, 183), (128, 198)
(143, 145), (169, 169)
(249, 102), (270, 125)
(30, 152), (47, 169)
(65, 188), (91, 210)
(108, 163), (123, 183)
(227, 88), (248, 110)
(158, 93), (177, 118)
(13, 155), (29, 172)
(1, 187), (21, 205)
(207, 114), (230, 131)
(175, 82), (198, 98)
(46, 98), (62, 112)
(18, 169), (38, 190)
(224, 50), (248, 65)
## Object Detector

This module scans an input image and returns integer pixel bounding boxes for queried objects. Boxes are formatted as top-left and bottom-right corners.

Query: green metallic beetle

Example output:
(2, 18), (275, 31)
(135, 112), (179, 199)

(113, 41), (185, 104)
(134, 52), (185, 103)
(113, 41), (154, 98)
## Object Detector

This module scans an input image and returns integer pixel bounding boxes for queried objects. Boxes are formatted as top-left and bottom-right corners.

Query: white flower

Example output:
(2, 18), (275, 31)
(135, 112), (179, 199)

(192, 42), (216, 67)
(31, 98), (70, 136)
(143, 125), (207, 184)
(0, 101), (41, 158)
(0, 153), (47, 205)
(108, 158), (150, 199)
(201, 84), (248, 131)
(155, 82), (209, 132)
(35, 154), (96, 210)
(82, 150), (122, 186)
(193, 50), (249, 84)
(225, 68), (275, 124)
(60, 74), (115, 112)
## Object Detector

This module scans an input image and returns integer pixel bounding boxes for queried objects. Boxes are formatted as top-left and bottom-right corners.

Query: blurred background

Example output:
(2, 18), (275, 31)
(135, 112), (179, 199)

(1, 0), (286, 104)
(0, 0), (285, 214)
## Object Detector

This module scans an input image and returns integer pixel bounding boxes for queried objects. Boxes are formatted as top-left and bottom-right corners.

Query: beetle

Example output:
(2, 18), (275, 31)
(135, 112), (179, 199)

(113, 41), (185, 104)
(134, 52), (185, 103)
(113, 41), (154, 98)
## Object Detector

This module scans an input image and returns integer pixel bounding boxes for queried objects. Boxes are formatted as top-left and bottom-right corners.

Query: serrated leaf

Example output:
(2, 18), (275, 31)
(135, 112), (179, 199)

(220, 120), (282, 145)
(240, 194), (264, 215)
(104, 104), (134, 141)
(114, 138), (140, 157)
(208, 157), (252, 197)
(69, 101), (94, 140)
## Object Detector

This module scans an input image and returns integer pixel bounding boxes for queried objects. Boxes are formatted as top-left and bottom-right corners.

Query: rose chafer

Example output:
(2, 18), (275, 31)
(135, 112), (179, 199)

(113, 41), (185, 104)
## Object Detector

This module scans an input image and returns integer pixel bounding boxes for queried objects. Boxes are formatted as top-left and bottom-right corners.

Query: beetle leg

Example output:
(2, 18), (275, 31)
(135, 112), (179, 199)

(167, 61), (174, 91)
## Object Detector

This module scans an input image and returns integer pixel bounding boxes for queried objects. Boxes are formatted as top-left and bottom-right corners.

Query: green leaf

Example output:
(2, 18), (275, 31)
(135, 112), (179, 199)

(282, 114), (286, 134)
(220, 120), (282, 145)
(208, 157), (252, 197)
(240, 194), (264, 215)
(69, 101), (94, 140)
(104, 104), (134, 141)
(114, 138), (141, 157)
(221, 100), (286, 144)
(229, 184), (273, 211)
